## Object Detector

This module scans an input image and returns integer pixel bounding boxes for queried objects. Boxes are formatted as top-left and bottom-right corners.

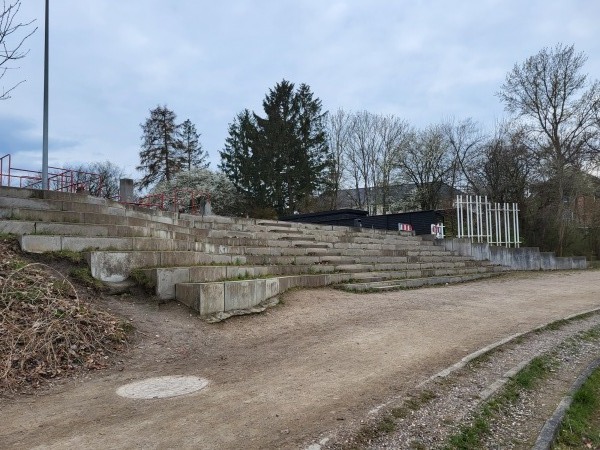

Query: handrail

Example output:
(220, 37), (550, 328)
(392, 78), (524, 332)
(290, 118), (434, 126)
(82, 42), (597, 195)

(0, 154), (104, 195)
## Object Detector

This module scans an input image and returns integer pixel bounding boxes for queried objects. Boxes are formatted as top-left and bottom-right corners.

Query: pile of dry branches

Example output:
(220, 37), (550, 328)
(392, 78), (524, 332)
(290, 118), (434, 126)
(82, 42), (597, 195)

(0, 238), (129, 391)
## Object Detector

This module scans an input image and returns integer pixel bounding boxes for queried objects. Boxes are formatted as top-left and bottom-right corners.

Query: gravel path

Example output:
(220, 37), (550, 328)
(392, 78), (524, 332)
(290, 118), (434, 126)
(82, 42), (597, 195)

(1, 270), (599, 449)
(341, 311), (600, 449)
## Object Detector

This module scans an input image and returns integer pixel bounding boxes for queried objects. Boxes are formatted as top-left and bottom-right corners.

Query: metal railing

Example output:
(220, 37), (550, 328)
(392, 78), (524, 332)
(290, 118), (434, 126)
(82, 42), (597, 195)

(455, 194), (520, 248)
(0, 154), (104, 194)
(121, 188), (211, 215)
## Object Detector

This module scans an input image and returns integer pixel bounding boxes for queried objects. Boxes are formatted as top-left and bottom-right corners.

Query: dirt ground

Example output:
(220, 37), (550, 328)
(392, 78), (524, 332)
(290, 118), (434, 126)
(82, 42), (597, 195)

(1, 270), (599, 450)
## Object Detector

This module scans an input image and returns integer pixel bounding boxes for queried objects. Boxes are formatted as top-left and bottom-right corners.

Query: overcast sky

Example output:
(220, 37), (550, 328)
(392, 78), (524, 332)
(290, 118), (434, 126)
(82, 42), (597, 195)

(2, 1), (599, 179)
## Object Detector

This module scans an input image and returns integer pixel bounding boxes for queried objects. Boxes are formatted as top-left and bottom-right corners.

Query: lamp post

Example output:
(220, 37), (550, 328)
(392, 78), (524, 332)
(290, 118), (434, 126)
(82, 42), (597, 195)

(42, 0), (49, 190)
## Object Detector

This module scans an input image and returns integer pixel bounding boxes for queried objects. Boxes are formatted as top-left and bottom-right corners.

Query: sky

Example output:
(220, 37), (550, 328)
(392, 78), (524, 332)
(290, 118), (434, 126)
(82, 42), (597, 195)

(1, 1), (599, 180)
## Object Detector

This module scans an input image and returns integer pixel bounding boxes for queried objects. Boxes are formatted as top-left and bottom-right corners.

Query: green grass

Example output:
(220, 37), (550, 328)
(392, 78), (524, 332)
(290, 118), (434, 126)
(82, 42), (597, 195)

(444, 355), (553, 449)
(554, 366), (600, 449)
(69, 267), (104, 290)
(129, 268), (156, 291)
(43, 249), (84, 264)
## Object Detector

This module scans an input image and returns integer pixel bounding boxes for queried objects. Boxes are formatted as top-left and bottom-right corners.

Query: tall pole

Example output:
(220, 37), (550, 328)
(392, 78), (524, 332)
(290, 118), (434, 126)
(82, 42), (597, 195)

(42, 0), (49, 190)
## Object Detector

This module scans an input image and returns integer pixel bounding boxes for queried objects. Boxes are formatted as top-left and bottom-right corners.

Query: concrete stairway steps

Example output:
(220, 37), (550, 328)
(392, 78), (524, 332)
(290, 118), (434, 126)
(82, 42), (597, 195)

(86, 250), (248, 283)
(174, 265), (506, 316)
(139, 263), (340, 300)
(340, 272), (504, 292)
(18, 234), (205, 253)
(0, 186), (519, 320)
(137, 258), (503, 301)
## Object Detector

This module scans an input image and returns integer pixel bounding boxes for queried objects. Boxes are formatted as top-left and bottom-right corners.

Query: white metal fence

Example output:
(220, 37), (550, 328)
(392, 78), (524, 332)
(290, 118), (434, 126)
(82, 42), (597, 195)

(455, 195), (520, 247)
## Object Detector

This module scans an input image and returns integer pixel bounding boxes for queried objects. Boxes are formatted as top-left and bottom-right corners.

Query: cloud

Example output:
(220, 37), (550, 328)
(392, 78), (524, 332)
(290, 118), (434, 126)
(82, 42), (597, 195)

(4, 0), (600, 176)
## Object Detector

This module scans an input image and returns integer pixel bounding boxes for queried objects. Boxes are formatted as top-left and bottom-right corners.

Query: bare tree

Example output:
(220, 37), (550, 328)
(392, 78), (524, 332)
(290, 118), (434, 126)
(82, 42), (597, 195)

(475, 120), (533, 203)
(398, 125), (454, 210)
(376, 114), (410, 213)
(498, 43), (600, 254)
(339, 111), (409, 213)
(0, 1), (36, 100)
(441, 117), (485, 192)
(325, 109), (351, 209)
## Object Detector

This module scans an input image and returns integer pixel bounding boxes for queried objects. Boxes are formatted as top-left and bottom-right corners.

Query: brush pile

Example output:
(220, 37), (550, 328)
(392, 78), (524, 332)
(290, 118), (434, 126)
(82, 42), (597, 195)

(0, 237), (129, 392)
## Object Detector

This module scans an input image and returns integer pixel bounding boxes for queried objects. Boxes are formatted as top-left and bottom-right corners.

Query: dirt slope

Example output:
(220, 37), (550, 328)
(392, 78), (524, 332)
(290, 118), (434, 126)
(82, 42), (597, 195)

(1, 271), (599, 449)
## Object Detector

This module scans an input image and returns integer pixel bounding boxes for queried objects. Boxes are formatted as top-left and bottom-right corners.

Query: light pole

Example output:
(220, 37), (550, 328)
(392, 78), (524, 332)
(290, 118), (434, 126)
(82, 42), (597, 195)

(42, 0), (49, 190)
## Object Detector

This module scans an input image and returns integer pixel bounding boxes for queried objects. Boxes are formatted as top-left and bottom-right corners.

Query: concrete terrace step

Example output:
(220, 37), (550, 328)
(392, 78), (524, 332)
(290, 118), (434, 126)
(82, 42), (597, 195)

(18, 234), (207, 253)
(340, 271), (506, 292)
(174, 266), (508, 317)
(86, 250), (248, 282)
(176, 273), (354, 316)
(139, 260), (503, 301)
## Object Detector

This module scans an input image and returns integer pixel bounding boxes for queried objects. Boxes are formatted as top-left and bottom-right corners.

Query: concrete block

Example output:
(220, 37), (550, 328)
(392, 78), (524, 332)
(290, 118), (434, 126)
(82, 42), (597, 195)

(303, 274), (328, 287)
(88, 251), (160, 282)
(155, 267), (191, 300)
(198, 283), (225, 315)
(131, 237), (176, 251)
(571, 257), (587, 269)
(189, 266), (227, 282)
(512, 247), (541, 270)
(37, 222), (109, 237)
(554, 257), (573, 270)
(471, 243), (490, 260)
(0, 197), (52, 210)
(19, 234), (62, 252)
(253, 279), (267, 307)
(174, 283), (197, 309)
(61, 236), (133, 252)
(224, 280), (255, 310)
(265, 278), (280, 298)
(226, 266), (254, 279)
(0, 220), (35, 234)
(0, 186), (39, 198)
(540, 252), (555, 270)
(278, 276), (300, 293)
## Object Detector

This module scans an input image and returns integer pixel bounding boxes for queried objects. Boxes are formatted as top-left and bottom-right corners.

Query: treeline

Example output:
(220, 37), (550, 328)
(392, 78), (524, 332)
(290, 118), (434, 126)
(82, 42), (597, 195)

(77, 44), (600, 257)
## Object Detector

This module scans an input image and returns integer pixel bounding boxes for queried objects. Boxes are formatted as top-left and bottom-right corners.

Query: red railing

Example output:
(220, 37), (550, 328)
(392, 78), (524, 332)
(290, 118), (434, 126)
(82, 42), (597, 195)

(0, 154), (104, 195)
(1, 154), (211, 215)
(124, 188), (211, 215)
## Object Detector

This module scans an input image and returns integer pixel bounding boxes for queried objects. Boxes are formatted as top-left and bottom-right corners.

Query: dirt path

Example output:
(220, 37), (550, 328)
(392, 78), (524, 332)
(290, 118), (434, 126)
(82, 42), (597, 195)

(1, 271), (599, 449)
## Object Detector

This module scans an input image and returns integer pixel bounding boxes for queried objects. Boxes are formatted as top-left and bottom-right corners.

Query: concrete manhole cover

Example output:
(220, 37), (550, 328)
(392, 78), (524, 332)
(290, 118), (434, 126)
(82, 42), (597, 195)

(116, 375), (209, 399)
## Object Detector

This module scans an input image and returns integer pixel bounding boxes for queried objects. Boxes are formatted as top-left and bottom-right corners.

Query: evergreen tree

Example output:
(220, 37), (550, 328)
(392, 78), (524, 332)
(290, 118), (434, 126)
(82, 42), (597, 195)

(137, 105), (183, 189)
(219, 80), (331, 216)
(180, 119), (209, 170)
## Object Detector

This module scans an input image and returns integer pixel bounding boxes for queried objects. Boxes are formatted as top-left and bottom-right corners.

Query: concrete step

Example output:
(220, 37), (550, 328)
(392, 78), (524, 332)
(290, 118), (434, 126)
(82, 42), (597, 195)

(18, 234), (200, 253)
(138, 263), (340, 300)
(176, 272), (354, 316)
(141, 259), (502, 301)
(174, 265), (507, 317)
(340, 271), (506, 292)
(87, 250), (247, 282)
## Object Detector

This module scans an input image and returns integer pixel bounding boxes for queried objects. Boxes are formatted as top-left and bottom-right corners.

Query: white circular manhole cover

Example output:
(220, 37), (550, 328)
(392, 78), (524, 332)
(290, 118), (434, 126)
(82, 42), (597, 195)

(116, 376), (209, 399)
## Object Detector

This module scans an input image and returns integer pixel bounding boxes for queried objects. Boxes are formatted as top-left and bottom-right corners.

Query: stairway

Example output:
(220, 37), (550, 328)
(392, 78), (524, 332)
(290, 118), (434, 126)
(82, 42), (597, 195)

(0, 186), (508, 318)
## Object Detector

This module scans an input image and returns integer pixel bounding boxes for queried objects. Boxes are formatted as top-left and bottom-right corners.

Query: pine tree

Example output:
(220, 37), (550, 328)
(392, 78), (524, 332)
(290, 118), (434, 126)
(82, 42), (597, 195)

(180, 119), (209, 170)
(137, 106), (184, 189)
(219, 80), (332, 216)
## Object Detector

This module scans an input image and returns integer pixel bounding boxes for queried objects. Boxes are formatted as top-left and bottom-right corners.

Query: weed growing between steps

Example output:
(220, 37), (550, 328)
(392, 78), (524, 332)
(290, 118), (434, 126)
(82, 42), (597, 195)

(0, 236), (132, 393)
(129, 269), (156, 292)
(42, 249), (84, 264)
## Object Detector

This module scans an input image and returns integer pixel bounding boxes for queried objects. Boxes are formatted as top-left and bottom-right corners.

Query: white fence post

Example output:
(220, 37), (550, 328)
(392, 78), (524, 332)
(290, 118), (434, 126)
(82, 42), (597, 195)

(455, 195), (520, 248)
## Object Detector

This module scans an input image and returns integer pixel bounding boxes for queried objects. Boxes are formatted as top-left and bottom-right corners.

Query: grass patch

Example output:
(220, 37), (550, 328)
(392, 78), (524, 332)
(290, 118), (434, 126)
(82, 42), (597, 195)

(405, 390), (437, 410)
(43, 249), (84, 264)
(555, 365), (600, 449)
(129, 268), (156, 292)
(69, 267), (104, 290)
